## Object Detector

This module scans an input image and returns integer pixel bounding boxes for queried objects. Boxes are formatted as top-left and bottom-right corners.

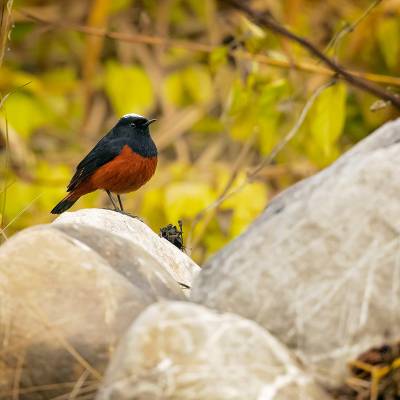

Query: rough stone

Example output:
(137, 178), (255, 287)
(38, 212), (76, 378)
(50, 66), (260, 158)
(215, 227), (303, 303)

(0, 226), (183, 399)
(97, 301), (331, 400)
(53, 209), (200, 289)
(191, 119), (400, 387)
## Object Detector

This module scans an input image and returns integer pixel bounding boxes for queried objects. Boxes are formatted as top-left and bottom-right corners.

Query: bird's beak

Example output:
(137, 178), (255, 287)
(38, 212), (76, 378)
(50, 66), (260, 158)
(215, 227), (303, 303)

(145, 119), (157, 127)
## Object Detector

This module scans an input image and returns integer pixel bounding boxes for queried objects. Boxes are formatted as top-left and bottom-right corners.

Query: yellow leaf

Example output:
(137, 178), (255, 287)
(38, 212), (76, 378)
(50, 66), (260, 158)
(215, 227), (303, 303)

(221, 174), (268, 237)
(183, 66), (213, 104)
(308, 82), (347, 164)
(164, 182), (215, 222)
(140, 187), (166, 228)
(163, 72), (183, 107)
(4, 93), (49, 138)
(104, 62), (154, 116)
(377, 17), (400, 69)
(163, 66), (213, 107)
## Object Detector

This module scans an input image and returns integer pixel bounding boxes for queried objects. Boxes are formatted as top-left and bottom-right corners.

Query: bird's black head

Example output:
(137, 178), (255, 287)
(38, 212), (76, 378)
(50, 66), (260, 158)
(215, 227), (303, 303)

(111, 113), (158, 157)
(114, 113), (156, 136)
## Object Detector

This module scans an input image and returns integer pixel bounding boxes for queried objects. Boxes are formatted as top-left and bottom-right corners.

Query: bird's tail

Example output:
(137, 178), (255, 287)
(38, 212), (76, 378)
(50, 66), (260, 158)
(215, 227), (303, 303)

(51, 193), (78, 214)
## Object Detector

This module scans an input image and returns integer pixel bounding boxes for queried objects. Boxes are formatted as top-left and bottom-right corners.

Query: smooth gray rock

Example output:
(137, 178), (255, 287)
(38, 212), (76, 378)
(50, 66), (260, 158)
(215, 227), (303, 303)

(0, 225), (183, 399)
(54, 223), (185, 299)
(53, 209), (200, 289)
(97, 301), (331, 400)
(191, 119), (400, 387)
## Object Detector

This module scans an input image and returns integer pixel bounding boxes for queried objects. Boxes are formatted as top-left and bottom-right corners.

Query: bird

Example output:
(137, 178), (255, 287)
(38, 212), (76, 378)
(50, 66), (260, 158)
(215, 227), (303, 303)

(51, 113), (157, 214)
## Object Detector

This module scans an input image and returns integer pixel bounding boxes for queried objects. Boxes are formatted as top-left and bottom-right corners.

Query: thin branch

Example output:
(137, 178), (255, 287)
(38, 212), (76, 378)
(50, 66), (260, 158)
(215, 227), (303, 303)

(0, 82), (31, 241)
(12, 352), (24, 400)
(0, 193), (41, 234)
(0, 111), (11, 241)
(189, 79), (335, 246)
(187, 130), (256, 250)
(0, 382), (96, 398)
(223, 0), (400, 110)
(0, 0), (13, 68)
(16, 9), (400, 88)
(0, 81), (32, 110)
(249, 80), (335, 178)
(68, 369), (90, 400)
(324, 0), (382, 60)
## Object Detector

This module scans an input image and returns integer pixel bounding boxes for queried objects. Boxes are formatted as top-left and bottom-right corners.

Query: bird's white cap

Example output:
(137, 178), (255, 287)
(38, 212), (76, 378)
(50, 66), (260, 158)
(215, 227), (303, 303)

(121, 113), (146, 119)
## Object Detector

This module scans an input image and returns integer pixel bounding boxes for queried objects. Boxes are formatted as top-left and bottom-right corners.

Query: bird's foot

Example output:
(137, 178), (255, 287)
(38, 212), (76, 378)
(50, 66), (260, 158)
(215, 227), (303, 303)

(102, 207), (143, 221)
(114, 209), (144, 222)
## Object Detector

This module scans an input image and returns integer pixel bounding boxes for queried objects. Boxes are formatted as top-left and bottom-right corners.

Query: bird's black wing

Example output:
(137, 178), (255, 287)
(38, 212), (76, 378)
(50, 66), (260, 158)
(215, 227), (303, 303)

(67, 137), (125, 192)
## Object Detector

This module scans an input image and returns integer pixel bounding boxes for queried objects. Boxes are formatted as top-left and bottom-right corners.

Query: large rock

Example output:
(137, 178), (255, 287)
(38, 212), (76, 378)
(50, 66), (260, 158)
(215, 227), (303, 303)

(53, 223), (185, 299)
(0, 225), (183, 399)
(97, 301), (331, 400)
(53, 209), (200, 288)
(191, 119), (400, 387)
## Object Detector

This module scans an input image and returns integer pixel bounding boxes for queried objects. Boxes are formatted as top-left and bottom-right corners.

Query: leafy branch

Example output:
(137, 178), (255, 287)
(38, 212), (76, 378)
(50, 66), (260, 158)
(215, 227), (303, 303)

(223, 0), (400, 110)
(17, 9), (400, 88)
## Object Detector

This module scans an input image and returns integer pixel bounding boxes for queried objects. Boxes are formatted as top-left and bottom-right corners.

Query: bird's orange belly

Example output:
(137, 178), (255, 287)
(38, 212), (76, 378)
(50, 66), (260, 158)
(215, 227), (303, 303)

(87, 145), (157, 194)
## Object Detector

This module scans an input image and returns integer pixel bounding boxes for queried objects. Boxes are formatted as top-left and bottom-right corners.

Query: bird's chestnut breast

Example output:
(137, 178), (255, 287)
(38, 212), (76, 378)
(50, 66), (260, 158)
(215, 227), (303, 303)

(88, 144), (157, 193)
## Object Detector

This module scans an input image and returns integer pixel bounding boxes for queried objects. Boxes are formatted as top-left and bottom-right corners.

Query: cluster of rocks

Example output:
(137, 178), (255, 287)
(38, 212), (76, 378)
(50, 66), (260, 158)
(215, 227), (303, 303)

(1, 119), (400, 399)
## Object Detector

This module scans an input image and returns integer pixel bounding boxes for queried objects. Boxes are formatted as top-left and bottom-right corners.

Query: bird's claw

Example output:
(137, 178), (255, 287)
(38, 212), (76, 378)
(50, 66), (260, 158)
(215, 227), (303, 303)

(113, 209), (143, 222)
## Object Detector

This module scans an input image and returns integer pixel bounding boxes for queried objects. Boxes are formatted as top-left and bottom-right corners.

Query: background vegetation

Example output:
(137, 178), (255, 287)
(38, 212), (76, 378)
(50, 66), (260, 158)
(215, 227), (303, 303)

(0, 0), (399, 262)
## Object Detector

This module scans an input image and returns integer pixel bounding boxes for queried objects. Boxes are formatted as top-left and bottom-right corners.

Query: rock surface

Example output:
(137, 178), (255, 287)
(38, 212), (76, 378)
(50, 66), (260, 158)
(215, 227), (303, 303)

(0, 225), (184, 399)
(54, 223), (185, 299)
(53, 209), (200, 288)
(191, 118), (400, 387)
(97, 301), (331, 400)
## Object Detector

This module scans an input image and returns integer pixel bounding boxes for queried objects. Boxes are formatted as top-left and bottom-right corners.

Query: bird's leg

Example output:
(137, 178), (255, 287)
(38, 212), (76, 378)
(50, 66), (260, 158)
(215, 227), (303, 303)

(106, 191), (142, 221)
(106, 190), (119, 211)
(117, 194), (124, 211)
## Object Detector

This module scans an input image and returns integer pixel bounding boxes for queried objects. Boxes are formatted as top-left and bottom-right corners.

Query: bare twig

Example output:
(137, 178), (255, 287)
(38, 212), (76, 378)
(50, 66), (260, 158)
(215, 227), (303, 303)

(0, 112), (10, 241)
(48, 382), (99, 400)
(249, 80), (335, 178)
(0, 81), (31, 110)
(0, 1), (15, 240)
(81, 0), (112, 133)
(324, 0), (382, 60)
(0, 382), (96, 398)
(187, 130), (256, 250)
(223, 0), (400, 110)
(12, 351), (24, 400)
(16, 9), (400, 88)
(0, 0), (13, 68)
(68, 370), (90, 400)
(0, 193), (41, 235)
(17, 300), (103, 381)
(189, 79), (335, 244)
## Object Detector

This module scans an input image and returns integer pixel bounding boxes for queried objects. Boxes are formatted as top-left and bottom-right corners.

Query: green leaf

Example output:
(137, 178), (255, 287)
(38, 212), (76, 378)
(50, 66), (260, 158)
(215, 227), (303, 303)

(209, 46), (228, 71)
(104, 62), (154, 116)
(309, 82), (347, 164)
(377, 17), (400, 69)
(227, 78), (287, 152)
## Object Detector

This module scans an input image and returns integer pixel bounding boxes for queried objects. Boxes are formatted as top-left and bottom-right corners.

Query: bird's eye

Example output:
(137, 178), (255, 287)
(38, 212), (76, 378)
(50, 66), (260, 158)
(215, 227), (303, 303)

(130, 122), (136, 127)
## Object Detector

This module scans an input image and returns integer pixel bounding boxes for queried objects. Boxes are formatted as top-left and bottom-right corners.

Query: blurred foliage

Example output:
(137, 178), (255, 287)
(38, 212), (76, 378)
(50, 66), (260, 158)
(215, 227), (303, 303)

(0, 0), (400, 262)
